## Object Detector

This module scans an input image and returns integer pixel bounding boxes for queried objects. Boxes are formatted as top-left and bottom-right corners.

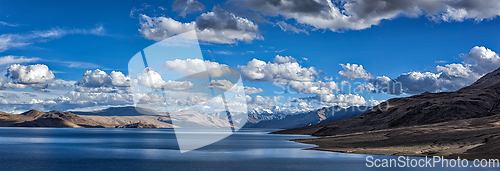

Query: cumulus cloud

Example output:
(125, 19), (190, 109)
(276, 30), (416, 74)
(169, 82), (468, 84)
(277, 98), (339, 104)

(276, 80), (338, 95)
(291, 93), (368, 108)
(0, 56), (39, 66)
(0, 90), (134, 113)
(163, 81), (195, 91)
(76, 69), (112, 87)
(139, 6), (262, 44)
(242, 0), (500, 32)
(172, 0), (205, 17)
(162, 58), (234, 78)
(338, 63), (372, 80)
(247, 95), (282, 106)
(134, 68), (194, 90)
(357, 46), (500, 95)
(110, 71), (131, 87)
(395, 46), (500, 94)
(1, 64), (77, 91)
(6, 64), (55, 84)
(76, 69), (133, 88)
(273, 55), (296, 63)
(239, 58), (317, 82)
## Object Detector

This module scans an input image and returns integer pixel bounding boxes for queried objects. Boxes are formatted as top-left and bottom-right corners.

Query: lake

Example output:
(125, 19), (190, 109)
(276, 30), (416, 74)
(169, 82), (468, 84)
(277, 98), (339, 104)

(0, 128), (494, 171)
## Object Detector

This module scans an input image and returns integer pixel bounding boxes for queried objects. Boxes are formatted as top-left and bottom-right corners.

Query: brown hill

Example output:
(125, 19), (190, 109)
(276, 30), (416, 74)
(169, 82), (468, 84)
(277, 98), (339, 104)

(274, 66), (500, 159)
(1, 110), (109, 128)
(277, 67), (500, 136)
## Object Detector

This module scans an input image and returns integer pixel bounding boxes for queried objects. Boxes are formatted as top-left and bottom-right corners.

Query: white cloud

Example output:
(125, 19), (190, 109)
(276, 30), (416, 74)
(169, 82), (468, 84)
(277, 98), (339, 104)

(0, 21), (19, 27)
(76, 69), (112, 87)
(247, 95), (281, 106)
(2, 82), (28, 89)
(276, 80), (338, 95)
(134, 68), (194, 90)
(340, 80), (349, 85)
(48, 79), (76, 88)
(273, 55), (296, 63)
(358, 46), (500, 95)
(1, 64), (76, 91)
(355, 83), (375, 92)
(396, 46), (500, 94)
(276, 21), (308, 34)
(135, 69), (165, 88)
(163, 80), (194, 90)
(6, 64), (55, 84)
(239, 58), (317, 82)
(243, 0), (500, 32)
(0, 26), (105, 52)
(395, 71), (441, 94)
(162, 58), (234, 78)
(110, 71), (131, 87)
(0, 56), (39, 66)
(292, 93), (368, 108)
(139, 6), (262, 44)
(76, 69), (135, 88)
(338, 63), (372, 80)
(243, 86), (265, 94)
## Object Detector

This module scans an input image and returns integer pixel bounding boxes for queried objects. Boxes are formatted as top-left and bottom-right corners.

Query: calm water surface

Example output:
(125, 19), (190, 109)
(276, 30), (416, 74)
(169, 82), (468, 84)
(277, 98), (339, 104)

(0, 128), (495, 171)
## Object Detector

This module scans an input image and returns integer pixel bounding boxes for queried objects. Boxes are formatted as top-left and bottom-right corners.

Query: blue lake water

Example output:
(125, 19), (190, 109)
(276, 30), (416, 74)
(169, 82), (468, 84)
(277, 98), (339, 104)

(0, 128), (496, 171)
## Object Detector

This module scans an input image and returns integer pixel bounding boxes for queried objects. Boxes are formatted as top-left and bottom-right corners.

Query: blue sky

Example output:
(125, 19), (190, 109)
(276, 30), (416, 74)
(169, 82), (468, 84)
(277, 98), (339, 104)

(1, 0), (500, 113)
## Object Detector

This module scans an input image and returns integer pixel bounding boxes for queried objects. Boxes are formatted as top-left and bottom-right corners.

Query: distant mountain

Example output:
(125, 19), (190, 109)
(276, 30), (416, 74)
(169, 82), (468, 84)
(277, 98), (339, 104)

(245, 106), (367, 129)
(2, 110), (108, 128)
(72, 106), (162, 116)
(247, 108), (288, 123)
(1, 105), (364, 129)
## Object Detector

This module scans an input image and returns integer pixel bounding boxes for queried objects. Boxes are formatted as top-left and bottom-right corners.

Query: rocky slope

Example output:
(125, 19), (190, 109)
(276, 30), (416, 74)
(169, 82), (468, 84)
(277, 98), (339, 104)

(277, 67), (500, 136)
(4, 110), (109, 128)
(274, 66), (500, 159)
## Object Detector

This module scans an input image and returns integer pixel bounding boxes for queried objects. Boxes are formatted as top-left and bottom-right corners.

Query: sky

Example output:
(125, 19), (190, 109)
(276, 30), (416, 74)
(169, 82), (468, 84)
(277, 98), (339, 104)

(1, 0), (500, 114)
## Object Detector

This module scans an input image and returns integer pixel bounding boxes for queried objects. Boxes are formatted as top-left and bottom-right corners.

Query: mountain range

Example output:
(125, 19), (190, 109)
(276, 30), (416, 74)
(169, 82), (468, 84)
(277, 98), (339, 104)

(275, 66), (500, 159)
(0, 104), (365, 129)
(245, 106), (366, 129)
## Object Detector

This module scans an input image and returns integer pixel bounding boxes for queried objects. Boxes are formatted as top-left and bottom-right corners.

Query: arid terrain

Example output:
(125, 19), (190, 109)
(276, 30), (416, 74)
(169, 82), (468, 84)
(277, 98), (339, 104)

(275, 67), (500, 159)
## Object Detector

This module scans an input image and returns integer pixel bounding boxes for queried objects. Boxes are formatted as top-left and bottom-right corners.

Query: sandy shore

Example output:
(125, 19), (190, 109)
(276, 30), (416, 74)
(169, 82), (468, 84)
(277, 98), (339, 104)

(283, 116), (500, 160)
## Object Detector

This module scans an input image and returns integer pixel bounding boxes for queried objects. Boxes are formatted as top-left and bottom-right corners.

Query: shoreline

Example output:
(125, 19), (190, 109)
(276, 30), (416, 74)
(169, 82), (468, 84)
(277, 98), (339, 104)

(277, 117), (500, 160)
